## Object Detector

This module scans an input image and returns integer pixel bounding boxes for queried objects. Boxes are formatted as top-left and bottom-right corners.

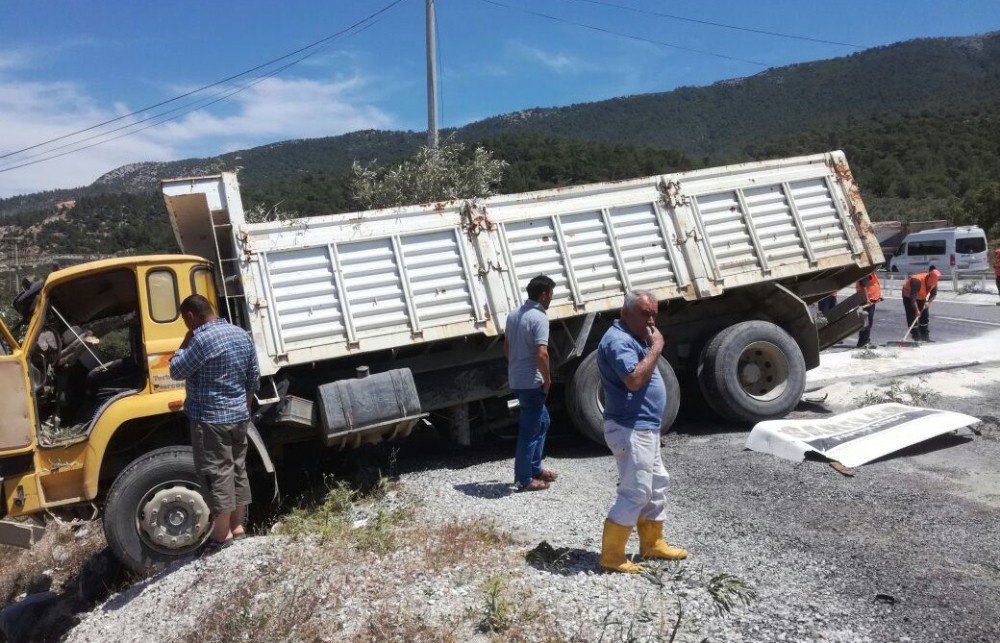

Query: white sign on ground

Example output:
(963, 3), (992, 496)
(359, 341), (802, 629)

(746, 403), (980, 468)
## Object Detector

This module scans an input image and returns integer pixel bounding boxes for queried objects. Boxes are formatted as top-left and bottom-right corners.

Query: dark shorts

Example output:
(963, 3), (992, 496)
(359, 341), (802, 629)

(191, 420), (252, 514)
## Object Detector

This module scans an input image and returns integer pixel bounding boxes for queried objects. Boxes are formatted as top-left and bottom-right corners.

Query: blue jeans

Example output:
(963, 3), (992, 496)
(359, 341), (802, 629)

(513, 387), (551, 486)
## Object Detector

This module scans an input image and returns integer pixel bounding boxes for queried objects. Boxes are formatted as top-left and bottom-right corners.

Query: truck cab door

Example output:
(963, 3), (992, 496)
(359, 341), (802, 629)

(0, 318), (34, 454)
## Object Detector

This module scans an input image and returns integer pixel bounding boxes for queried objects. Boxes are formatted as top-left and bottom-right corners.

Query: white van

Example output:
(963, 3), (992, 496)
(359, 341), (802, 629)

(888, 226), (988, 275)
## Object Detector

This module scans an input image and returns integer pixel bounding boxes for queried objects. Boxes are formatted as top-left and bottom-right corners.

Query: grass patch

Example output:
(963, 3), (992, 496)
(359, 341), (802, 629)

(478, 576), (514, 634)
(273, 475), (411, 553)
(422, 519), (515, 572)
(706, 573), (758, 616)
(857, 382), (940, 407)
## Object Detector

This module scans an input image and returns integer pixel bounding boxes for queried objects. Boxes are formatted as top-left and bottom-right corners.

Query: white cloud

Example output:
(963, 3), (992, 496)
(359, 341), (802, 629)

(0, 51), (395, 197)
(505, 41), (584, 74)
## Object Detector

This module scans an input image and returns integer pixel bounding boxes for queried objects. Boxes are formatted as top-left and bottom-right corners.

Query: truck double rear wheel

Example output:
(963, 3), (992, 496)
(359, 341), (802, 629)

(567, 350), (680, 447)
(697, 321), (806, 423)
(104, 446), (211, 573)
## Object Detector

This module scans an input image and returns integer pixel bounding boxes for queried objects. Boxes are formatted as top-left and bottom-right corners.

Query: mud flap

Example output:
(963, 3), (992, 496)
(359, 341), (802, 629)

(817, 291), (866, 350)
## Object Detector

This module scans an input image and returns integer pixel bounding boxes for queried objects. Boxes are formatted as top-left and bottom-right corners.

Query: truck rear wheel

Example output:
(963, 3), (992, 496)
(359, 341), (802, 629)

(566, 350), (680, 447)
(697, 321), (806, 424)
(103, 446), (211, 573)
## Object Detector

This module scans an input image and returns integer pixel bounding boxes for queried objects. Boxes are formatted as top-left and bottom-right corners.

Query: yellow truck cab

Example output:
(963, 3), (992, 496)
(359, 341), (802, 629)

(0, 255), (223, 569)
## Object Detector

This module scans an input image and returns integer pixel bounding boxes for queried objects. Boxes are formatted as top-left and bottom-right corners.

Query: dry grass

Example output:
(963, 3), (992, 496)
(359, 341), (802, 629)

(352, 608), (462, 643)
(0, 520), (107, 607)
(857, 382), (940, 407)
(420, 518), (515, 572)
(183, 478), (556, 642)
(185, 554), (327, 643)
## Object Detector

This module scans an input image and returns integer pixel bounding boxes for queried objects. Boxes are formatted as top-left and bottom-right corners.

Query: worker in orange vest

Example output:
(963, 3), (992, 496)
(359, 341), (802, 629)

(855, 272), (882, 348)
(993, 248), (1000, 306)
(901, 266), (941, 342)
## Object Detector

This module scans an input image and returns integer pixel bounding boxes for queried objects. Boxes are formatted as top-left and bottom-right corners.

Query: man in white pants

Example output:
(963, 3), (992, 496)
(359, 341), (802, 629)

(596, 291), (688, 573)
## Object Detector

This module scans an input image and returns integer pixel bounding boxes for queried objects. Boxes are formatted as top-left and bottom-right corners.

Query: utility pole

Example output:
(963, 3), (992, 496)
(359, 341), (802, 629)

(426, 0), (439, 148)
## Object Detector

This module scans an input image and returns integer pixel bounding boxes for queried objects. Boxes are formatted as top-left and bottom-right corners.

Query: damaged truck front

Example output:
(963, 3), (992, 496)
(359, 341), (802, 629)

(0, 151), (882, 571)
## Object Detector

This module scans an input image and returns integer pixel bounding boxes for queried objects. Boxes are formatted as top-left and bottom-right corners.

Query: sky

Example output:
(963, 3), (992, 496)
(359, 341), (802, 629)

(0, 0), (998, 197)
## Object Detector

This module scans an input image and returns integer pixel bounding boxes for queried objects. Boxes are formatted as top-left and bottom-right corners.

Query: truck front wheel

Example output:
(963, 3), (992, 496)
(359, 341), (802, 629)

(103, 446), (211, 573)
(566, 350), (680, 447)
(697, 321), (806, 424)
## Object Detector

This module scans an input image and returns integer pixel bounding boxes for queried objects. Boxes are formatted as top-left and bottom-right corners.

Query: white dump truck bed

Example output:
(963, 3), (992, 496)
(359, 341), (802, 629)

(162, 151), (882, 376)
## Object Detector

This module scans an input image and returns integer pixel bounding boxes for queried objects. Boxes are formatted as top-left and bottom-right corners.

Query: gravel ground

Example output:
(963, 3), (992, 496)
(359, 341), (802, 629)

(63, 364), (1000, 642)
(394, 366), (1000, 642)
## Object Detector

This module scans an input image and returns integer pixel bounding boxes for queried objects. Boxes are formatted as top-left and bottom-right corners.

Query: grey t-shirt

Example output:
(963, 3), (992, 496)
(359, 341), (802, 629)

(505, 300), (549, 390)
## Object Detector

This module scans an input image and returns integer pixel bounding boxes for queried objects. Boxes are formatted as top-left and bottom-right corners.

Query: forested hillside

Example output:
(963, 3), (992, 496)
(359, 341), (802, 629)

(2, 31), (999, 257)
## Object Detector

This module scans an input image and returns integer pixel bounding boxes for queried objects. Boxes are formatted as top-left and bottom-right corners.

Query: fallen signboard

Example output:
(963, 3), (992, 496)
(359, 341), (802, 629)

(745, 403), (980, 468)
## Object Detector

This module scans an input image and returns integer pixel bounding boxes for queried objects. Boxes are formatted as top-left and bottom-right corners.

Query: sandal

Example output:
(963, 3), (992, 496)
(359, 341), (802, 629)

(516, 479), (549, 492)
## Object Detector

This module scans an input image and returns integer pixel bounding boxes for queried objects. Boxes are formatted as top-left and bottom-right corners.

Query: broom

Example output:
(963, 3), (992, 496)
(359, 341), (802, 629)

(885, 301), (928, 348)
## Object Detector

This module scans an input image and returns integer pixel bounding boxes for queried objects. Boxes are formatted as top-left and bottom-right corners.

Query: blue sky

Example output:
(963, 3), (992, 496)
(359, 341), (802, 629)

(1, 0), (998, 196)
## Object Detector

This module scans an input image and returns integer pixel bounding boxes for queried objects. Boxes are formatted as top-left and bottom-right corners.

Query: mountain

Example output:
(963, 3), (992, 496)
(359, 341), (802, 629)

(459, 33), (1000, 156)
(1, 31), (999, 254)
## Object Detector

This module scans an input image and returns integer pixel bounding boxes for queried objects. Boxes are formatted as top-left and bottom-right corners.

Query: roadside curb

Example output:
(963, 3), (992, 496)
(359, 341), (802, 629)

(807, 359), (1000, 390)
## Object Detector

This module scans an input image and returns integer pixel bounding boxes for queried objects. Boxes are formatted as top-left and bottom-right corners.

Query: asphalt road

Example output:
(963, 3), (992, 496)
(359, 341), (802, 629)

(837, 296), (1000, 347)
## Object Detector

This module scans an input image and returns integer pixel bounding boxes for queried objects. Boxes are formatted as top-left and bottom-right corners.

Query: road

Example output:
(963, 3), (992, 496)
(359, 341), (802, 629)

(835, 295), (1000, 347)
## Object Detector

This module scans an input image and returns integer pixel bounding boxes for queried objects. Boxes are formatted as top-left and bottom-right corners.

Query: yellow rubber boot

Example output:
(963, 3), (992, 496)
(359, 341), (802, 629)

(598, 520), (645, 573)
(637, 519), (688, 560)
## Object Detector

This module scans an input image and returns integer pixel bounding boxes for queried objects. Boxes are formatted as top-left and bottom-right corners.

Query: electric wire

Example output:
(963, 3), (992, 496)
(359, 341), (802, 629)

(0, 2), (404, 174)
(477, 0), (768, 67)
(554, 0), (863, 49)
(0, 0), (407, 163)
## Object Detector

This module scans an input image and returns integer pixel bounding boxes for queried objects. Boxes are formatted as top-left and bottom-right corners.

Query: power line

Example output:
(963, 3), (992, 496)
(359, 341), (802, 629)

(0, 0), (407, 162)
(477, 0), (768, 67)
(554, 0), (863, 49)
(0, 11), (398, 174)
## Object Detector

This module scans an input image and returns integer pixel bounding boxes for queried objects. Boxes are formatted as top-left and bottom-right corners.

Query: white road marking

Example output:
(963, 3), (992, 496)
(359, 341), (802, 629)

(933, 316), (1000, 327)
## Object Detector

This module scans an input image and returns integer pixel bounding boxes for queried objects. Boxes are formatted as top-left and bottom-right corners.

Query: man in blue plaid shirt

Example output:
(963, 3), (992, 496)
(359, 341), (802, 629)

(170, 295), (259, 551)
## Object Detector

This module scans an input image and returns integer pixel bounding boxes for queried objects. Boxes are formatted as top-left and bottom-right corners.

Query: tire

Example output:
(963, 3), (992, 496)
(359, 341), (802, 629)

(103, 446), (211, 573)
(697, 321), (806, 424)
(566, 350), (680, 447)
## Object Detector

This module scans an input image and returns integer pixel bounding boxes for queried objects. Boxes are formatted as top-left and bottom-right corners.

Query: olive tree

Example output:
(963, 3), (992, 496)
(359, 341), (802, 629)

(348, 141), (506, 210)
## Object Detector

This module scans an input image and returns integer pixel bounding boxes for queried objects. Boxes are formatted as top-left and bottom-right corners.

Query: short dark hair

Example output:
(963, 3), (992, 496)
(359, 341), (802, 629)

(526, 275), (556, 301)
(179, 294), (215, 317)
(928, 264), (937, 272)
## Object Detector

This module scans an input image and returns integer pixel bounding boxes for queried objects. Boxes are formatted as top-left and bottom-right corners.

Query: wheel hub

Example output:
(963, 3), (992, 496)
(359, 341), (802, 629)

(139, 485), (210, 551)
(737, 341), (790, 402)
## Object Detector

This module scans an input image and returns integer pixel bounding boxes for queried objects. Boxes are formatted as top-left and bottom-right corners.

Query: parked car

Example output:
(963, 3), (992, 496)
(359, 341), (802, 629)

(888, 226), (988, 275)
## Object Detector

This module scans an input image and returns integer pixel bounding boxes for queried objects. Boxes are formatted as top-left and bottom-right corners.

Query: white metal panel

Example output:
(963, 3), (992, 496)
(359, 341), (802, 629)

(696, 191), (762, 275)
(606, 203), (679, 290)
(337, 238), (411, 336)
(787, 178), (851, 258)
(502, 218), (573, 306)
(560, 210), (624, 299)
(400, 229), (478, 326)
(265, 246), (346, 348)
(742, 185), (808, 266)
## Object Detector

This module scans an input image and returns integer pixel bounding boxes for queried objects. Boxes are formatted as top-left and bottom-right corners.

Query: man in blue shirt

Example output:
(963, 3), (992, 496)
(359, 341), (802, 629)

(596, 291), (688, 573)
(504, 275), (557, 492)
(170, 295), (259, 550)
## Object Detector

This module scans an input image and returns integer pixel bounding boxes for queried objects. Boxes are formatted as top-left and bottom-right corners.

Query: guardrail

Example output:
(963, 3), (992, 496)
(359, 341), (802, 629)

(878, 268), (997, 296)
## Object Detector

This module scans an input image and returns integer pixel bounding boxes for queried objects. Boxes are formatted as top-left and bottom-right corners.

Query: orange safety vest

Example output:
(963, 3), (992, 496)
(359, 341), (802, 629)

(901, 271), (939, 300)
(994, 248), (1000, 278)
(855, 273), (882, 303)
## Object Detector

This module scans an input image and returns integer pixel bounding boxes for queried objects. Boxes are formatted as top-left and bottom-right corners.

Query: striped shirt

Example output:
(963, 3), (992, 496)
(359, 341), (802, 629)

(169, 319), (260, 423)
